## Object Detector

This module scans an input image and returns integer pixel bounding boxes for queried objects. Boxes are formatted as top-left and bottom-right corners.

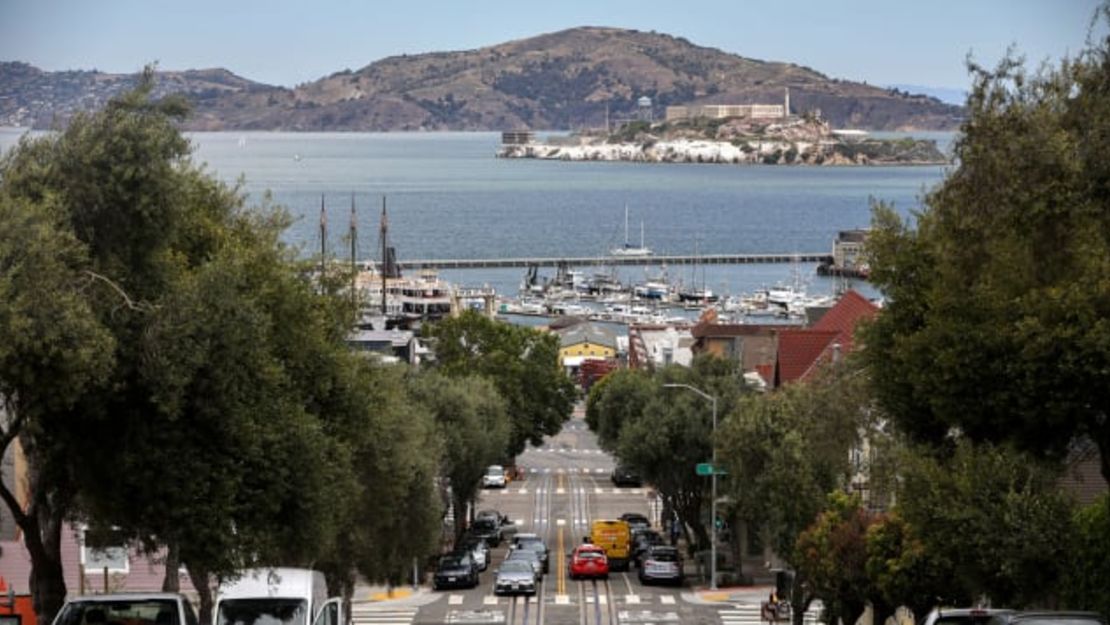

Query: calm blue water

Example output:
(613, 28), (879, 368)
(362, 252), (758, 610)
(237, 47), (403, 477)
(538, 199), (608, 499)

(0, 128), (953, 298)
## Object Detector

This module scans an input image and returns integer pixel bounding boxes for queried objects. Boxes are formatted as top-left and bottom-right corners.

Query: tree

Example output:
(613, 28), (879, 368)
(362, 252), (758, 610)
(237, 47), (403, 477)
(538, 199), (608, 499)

(862, 19), (1110, 482)
(584, 367), (654, 452)
(795, 493), (889, 625)
(428, 310), (575, 458)
(865, 512), (948, 624)
(0, 194), (114, 625)
(891, 441), (1073, 607)
(716, 361), (875, 624)
(1060, 496), (1110, 618)
(410, 371), (509, 538)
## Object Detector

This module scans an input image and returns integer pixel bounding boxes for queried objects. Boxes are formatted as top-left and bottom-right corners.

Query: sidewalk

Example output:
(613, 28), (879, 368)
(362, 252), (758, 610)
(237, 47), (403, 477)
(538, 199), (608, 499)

(683, 584), (775, 605)
(351, 583), (441, 608)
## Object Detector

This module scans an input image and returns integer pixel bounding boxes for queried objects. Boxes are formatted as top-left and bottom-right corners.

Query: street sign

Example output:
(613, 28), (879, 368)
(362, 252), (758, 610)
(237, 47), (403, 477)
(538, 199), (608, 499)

(696, 463), (728, 476)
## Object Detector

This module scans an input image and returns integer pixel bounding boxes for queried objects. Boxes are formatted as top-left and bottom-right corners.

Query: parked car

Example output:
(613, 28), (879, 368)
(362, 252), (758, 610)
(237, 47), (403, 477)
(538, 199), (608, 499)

(53, 594), (199, 625)
(432, 553), (479, 590)
(467, 517), (502, 547)
(987, 614), (1105, 625)
(620, 512), (650, 534)
(494, 560), (537, 596)
(455, 536), (490, 571)
(482, 464), (507, 488)
(638, 546), (684, 585)
(630, 529), (665, 567)
(568, 544), (610, 580)
(924, 608), (1014, 625)
(511, 533), (550, 573)
(610, 465), (642, 487)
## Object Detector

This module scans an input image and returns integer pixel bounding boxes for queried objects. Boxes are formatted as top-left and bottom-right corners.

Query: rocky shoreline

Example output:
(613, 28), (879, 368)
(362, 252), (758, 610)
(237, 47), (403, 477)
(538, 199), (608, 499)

(499, 136), (947, 166)
(499, 117), (948, 166)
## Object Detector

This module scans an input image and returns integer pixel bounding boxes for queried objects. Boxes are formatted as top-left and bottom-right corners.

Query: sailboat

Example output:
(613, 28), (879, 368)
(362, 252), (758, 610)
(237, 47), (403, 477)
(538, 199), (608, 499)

(677, 237), (718, 303)
(609, 204), (653, 257)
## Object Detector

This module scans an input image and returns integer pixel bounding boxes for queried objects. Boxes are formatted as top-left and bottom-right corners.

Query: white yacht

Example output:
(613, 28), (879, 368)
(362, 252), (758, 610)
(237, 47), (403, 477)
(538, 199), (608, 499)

(609, 204), (653, 257)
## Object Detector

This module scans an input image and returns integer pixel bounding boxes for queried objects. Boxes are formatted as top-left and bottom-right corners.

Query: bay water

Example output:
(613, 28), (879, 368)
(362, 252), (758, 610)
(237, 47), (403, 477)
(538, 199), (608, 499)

(0, 128), (954, 300)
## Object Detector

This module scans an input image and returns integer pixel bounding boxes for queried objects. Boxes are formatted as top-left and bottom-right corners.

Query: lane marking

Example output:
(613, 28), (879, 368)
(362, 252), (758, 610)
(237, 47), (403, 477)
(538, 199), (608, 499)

(661, 595), (676, 604)
(482, 595), (498, 605)
(448, 594), (463, 605)
(626, 594), (641, 604)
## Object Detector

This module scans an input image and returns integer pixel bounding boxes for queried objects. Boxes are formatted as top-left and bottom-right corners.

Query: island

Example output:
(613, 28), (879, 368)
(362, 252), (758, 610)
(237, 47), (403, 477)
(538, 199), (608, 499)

(498, 114), (948, 166)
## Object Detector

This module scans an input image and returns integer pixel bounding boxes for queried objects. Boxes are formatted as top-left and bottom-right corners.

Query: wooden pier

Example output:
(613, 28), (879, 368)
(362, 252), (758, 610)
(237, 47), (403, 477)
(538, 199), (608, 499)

(398, 252), (832, 271)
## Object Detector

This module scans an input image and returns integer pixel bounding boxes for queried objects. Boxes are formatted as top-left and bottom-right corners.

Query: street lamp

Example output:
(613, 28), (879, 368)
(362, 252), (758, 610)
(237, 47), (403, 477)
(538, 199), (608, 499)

(663, 383), (718, 590)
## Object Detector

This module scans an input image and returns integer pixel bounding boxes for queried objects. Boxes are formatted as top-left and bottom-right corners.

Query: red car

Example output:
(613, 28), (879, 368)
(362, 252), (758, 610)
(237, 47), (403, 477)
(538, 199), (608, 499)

(569, 544), (610, 580)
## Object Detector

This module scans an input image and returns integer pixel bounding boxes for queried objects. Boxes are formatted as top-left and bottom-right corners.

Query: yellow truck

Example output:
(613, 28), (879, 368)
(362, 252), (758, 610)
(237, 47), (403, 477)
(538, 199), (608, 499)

(590, 519), (632, 571)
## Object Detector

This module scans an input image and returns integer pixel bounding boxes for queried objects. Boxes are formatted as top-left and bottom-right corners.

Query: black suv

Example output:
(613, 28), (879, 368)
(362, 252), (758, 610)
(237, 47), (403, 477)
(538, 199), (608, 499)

(611, 465), (643, 487)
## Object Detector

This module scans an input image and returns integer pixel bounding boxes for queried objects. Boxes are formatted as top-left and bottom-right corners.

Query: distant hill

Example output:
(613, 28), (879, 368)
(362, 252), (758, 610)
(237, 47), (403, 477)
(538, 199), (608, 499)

(885, 83), (968, 106)
(1, 28), (964, 132)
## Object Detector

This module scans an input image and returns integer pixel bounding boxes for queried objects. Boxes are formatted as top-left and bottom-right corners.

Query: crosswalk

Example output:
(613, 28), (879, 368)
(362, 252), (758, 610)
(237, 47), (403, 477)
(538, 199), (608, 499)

(719, 603), (822, 625)
(350, 604), (418, 625)
(441, 592), (683, 606)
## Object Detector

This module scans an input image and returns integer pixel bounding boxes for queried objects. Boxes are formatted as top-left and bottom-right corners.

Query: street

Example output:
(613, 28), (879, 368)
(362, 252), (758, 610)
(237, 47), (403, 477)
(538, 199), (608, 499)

(400, 408), (727, 625)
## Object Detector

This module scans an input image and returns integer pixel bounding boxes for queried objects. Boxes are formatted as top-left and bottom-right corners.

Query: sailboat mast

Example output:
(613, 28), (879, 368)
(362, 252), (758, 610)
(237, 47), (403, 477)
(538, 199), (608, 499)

(350, 192), (357, 307)
(624, 203), (630, 246)
(319, 194), (326, 276)
(380, 195), (388, 318)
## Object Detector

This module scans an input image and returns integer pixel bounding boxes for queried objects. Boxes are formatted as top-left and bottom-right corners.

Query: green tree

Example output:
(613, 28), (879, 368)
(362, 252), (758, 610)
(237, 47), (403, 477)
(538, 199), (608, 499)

(0, 194), (114, 625)
(716, 361), (876, 624)
(865, 512), (948, 623)
(584, 367), (654, 452)
(428, 309), (575, 458)
(893, 441), (1073, 607)
(862, 21), (1110, 482)
(410, 371), (510, 538)
(795, 493), (889, 625)
(1060, 496), (1110, 618)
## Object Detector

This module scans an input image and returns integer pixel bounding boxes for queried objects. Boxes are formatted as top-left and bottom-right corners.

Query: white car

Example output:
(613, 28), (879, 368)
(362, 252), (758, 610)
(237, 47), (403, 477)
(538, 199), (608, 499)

(482, 465), (506, 488)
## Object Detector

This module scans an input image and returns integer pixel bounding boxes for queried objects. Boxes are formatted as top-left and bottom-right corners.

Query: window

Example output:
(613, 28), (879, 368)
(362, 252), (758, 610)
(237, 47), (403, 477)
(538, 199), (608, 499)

(79, 527), (129, 574)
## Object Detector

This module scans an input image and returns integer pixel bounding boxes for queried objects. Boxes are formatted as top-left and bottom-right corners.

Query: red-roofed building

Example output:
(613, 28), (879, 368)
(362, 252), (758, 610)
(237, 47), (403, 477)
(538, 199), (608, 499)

(810, 289), (879, 353)
(774, 329), (842, 386)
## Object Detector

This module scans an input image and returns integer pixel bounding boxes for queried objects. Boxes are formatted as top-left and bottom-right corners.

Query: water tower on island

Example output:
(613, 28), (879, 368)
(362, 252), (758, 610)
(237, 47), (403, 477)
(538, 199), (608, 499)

(638, 96), (653, 122)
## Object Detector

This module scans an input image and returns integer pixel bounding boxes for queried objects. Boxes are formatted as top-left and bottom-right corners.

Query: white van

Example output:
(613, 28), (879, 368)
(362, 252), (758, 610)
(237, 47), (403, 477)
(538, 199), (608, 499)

(214, 568), (342, 625)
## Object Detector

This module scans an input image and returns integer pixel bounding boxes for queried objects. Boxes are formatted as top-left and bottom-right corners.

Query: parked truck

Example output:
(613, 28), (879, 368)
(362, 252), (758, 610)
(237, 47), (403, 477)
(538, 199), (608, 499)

(214, 568), (342, 625)
(589, 520), (632, 571)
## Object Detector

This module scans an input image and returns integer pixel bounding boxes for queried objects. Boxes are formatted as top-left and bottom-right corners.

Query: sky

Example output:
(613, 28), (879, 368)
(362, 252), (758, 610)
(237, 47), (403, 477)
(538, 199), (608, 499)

(2, 0), (1104, 92)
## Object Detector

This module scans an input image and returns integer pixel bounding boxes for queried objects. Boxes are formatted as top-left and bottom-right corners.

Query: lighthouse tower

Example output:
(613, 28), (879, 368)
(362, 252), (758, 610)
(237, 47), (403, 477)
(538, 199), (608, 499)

(784, 87), (791, 118)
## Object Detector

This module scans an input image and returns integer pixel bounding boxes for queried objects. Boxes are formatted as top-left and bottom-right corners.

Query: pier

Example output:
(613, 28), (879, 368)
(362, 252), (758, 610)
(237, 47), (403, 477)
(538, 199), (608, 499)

(398, 252), (832, 271)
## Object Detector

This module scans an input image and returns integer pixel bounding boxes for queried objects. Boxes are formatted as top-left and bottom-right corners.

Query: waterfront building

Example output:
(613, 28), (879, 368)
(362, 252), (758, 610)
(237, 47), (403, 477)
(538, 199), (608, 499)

(554, 321), (618, 378)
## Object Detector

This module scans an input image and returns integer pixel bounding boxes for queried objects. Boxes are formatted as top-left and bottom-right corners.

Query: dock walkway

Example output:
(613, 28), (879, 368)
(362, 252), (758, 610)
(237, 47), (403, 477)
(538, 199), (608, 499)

(399, 253), (831, 270)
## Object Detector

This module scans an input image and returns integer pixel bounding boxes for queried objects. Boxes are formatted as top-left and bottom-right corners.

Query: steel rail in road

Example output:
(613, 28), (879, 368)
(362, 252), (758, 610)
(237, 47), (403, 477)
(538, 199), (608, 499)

(397, 252), (832, 270)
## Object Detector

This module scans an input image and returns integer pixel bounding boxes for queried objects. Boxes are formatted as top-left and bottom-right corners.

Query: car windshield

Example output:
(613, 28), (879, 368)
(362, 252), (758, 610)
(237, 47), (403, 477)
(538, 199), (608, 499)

(217, 599), (307, 625)
(648, 550), (678, 562)
(472, 519), (496, 531)
(439, 556), (465, 568)
(576, 550), (604, 560)
(486, 467), (502, 476)
(57, 599), (181, 625)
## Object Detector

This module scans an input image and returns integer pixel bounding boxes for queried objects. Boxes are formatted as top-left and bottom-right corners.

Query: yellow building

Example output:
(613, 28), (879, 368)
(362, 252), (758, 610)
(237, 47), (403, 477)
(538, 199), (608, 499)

(556, 322), (618, 375)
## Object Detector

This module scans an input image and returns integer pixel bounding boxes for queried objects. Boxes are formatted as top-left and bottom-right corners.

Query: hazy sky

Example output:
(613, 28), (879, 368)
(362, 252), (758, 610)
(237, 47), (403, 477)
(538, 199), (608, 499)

(2, 0), (1103, 89)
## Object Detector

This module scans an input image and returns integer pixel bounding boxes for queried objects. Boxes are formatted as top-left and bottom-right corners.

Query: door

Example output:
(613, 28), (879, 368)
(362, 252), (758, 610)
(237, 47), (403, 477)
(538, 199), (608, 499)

(309, 599), (342, 625)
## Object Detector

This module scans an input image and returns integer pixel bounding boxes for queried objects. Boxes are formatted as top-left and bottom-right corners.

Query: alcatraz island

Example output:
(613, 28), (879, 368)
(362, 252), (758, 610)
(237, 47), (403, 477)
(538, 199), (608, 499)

(499, 90), (948, 166)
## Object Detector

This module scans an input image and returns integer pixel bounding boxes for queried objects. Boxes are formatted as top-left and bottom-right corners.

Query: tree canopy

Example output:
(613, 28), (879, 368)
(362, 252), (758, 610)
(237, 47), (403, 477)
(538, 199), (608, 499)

(862, 22), (1110, 482)
(428, 309), (575, 458)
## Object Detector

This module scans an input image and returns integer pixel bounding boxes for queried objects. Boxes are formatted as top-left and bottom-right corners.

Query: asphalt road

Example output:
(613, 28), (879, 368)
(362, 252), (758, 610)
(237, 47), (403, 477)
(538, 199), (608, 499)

(409, 407), (726, 625)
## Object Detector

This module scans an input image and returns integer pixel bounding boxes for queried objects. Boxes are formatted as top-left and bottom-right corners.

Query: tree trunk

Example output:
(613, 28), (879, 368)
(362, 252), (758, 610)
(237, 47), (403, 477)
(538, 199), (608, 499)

(452, 490), (470, 542)
(1096, 425), (1109, 486)
(162, 543), (180, 592)
(187, 564), (213, 625)
(25, 507), (67, 625)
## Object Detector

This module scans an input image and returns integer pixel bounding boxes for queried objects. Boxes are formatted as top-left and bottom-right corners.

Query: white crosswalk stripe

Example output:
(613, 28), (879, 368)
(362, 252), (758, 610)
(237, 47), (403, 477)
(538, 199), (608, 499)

(350, 605), (418, 625)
